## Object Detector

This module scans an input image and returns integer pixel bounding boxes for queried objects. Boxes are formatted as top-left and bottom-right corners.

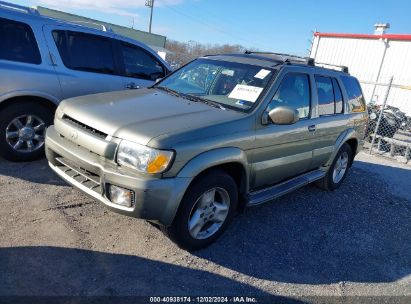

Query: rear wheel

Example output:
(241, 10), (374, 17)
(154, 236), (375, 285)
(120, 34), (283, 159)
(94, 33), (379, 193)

(163, 170), (238, 251)
(316, 143), (352, 191)
(0, 102), (54, 162)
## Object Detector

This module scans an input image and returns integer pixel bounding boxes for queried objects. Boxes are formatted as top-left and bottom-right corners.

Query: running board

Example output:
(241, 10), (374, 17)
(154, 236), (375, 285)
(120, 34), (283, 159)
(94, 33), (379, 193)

(247, 169), (326, 206)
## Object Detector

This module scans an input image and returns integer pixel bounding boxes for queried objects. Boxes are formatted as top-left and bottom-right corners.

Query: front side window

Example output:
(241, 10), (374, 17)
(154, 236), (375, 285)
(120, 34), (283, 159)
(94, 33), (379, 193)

(120, 42), (164, 80)
(267, 73), (311, 119)
(341, 76), (366, 112)
(157, 58), (274, 112)
(52, 30), (115, 75)
(0, 17), (41, 64)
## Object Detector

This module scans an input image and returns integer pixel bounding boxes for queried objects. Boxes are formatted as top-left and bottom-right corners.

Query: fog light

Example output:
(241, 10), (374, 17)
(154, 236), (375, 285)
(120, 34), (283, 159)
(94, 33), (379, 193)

(108, 185), (134, 207)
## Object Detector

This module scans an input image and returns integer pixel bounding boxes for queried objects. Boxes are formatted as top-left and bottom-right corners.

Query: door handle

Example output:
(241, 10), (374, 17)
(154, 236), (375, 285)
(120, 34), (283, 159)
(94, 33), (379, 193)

(308, 125), (316, 132)
(125, 82), (140, 90)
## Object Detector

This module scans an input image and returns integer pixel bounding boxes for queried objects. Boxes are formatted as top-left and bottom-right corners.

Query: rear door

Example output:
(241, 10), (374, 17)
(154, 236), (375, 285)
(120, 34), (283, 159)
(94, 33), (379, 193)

(309, 74), (348, 168)
(42, 25), (124, 99)
(114, 39), (167, 90)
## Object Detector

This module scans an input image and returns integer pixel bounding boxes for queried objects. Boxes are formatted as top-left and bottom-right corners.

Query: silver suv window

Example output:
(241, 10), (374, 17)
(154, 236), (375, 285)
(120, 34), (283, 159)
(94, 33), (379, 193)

(268, 73), (311, 119)
(120, 42), (165, 81)
(0, 17), (41, 64)
(52, 30), (116, 75)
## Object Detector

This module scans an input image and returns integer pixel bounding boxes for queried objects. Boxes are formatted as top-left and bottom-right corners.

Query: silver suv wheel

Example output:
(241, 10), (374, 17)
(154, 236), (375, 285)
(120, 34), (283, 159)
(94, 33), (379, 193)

(6, 114), (46, 153)
(188, 187), (230, 240)
(332, 151), (349, 183)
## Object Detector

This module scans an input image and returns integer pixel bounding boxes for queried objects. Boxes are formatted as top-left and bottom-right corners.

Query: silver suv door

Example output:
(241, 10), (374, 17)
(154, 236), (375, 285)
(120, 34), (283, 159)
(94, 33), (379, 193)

(251, 70), (315, 189)
(42, 25), (124, 99)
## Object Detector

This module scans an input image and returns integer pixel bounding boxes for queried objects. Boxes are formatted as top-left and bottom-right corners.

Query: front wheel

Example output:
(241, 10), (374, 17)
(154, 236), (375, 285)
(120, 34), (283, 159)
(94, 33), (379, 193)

(0, 102), (54, 162)
(163, 170), (238, 251)
(316, 143), (352, 191)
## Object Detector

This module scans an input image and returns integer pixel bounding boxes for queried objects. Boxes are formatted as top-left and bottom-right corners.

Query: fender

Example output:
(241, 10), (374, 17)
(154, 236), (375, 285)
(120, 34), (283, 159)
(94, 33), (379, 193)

(0, 90), (60, 107)
(177, 147), (250, 193)
(325, 128), (358, 167)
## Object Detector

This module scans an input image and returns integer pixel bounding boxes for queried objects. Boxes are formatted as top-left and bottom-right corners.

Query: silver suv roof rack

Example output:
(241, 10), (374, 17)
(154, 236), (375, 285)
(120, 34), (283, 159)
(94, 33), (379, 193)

(0, 1), (39, 15)
(315, 62), (349, 73)
(68, 20), (113, 32)
(244, 51), (315, 66)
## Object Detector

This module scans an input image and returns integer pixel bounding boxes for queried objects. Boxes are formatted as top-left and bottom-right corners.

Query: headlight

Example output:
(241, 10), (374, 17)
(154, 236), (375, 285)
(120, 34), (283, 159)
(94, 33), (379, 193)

(369, 112), (377, 120)
(117, 140), (174, 174)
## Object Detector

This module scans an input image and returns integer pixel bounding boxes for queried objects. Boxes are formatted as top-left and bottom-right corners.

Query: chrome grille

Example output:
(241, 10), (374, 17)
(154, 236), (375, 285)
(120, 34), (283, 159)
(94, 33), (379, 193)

(62, 115), (108, 139)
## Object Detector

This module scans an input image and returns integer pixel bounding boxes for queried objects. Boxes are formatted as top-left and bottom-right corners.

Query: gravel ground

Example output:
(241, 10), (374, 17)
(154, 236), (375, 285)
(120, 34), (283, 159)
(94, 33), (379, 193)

(0, 151), (410, 301)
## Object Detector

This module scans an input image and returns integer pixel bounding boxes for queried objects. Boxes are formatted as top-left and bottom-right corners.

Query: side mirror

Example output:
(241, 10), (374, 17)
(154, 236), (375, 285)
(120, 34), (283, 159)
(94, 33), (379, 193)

(267, 106), (299, 125)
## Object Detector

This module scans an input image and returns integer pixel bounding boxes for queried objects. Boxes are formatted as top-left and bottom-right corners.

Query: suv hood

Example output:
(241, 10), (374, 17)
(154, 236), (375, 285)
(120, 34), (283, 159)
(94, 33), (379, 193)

(59, 88), (243, 146)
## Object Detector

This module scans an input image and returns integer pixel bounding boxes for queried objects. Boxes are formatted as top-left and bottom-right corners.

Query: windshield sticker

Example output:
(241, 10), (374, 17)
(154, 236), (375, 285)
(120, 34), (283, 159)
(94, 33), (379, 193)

(236, 100), (254, 107)
(228, 84), (263, 103)
(254, 69), (271, 79)
(221, 69), (235, 76)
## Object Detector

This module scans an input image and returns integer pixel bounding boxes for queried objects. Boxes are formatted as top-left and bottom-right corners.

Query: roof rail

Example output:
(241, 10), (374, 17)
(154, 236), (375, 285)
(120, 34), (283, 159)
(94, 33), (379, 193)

(69, 20), (113, 32)
(244, 51), (315, 66)
(0, 1), (39, 15)
(315, 62), (349, 73)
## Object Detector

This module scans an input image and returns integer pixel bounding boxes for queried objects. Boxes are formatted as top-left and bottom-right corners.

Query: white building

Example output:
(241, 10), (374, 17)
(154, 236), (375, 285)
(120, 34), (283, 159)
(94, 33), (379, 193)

(310, 24), (411, 114)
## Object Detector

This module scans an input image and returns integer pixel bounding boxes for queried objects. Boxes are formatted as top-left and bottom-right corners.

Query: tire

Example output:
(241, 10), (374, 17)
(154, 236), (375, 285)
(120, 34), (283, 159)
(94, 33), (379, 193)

(0, 101), (54, 162)
(163, 170), (238, 251)
(316, 143), (352, 191)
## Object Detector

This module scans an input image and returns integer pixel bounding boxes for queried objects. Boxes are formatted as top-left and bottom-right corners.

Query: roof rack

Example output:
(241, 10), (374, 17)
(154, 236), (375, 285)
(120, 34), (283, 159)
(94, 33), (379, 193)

(315, 62), (349, 73)
(69, 20), (113, 32)
(0, 1), (39, 15)
(244, 51), (315, 66)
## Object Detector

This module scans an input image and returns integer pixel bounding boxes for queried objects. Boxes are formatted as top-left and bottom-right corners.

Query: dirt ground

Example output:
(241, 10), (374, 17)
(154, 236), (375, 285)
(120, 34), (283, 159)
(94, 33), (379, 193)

(0, 151), (410, 302)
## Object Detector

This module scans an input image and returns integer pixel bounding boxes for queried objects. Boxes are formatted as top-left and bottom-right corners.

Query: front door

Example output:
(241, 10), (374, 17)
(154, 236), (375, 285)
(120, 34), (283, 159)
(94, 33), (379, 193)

(251, 72), (315, 189)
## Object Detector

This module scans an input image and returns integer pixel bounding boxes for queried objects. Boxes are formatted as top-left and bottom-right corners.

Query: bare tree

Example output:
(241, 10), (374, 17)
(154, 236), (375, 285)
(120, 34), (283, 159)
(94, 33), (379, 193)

(165, 39), (256, 67)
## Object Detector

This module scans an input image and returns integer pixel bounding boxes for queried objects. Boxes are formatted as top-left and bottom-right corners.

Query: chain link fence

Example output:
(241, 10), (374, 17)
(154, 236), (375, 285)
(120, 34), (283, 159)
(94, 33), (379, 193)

(363, 76), (411, 164)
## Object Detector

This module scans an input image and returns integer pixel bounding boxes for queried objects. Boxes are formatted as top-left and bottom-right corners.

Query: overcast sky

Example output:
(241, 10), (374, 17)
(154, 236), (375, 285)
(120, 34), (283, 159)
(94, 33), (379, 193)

(12, 0), (411, 55)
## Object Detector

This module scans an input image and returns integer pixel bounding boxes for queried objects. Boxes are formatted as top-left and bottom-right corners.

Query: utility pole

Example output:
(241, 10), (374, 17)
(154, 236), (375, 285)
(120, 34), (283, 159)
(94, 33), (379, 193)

(145, 0), (155, 33)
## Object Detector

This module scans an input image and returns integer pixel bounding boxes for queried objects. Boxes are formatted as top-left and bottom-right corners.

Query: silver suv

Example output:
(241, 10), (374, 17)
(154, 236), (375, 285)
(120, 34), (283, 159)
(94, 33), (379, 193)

(46, 52), (368, 250)
(0, 1), (170, 162)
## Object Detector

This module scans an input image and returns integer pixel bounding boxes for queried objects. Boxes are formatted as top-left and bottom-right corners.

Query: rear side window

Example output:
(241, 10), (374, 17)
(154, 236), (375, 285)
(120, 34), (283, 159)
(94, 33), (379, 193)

(52, 30), (115, 75)
(315, 76), (344, 115)
(341, 76), (366, 112)
(119, 42), (165, 80)
(0, 17), (41, 64)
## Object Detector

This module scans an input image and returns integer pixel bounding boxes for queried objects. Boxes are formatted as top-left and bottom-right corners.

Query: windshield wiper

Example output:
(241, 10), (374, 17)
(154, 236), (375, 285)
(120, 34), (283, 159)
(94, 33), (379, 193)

(180, 93), (226, 110)
(156, 86), (181, 97)
(156, 87), (225, 110)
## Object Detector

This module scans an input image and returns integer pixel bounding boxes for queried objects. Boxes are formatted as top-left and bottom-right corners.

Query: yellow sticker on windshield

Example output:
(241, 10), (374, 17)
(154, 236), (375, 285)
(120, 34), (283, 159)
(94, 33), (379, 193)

(228, 84), (263, 103)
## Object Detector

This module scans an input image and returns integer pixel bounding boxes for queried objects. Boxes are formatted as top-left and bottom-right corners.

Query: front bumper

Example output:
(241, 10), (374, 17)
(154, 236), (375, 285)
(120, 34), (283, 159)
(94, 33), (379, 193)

(45, 126), (191, 226)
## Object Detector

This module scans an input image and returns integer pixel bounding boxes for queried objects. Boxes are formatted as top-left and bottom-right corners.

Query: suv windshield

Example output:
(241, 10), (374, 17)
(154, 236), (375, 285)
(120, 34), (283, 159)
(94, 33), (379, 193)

(156, 58), (274, 111)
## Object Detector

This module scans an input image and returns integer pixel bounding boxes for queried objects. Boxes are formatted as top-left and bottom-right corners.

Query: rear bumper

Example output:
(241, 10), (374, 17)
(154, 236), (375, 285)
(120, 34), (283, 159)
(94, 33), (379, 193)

(45, 126), (191, 226)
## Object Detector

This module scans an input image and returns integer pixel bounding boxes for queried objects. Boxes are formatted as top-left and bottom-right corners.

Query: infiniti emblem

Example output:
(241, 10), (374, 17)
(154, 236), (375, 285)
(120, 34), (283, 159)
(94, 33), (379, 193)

(70, 130), (78, 140)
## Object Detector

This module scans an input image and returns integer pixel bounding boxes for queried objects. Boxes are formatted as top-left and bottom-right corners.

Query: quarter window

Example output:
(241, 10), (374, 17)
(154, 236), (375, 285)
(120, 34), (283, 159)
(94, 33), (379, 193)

(341, 76), (366, 112)
(0, 17), (41, 64)
(52, 30), (115, 75)
(333, 78), (343, 113)
(268, 74), (311, 119)
(120, 42), (164, 80)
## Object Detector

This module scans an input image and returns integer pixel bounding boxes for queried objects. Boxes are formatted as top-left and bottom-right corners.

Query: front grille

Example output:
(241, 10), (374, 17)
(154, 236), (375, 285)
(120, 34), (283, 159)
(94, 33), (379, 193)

(55, 157), (102, 195)
(63, 115), (108, 139)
